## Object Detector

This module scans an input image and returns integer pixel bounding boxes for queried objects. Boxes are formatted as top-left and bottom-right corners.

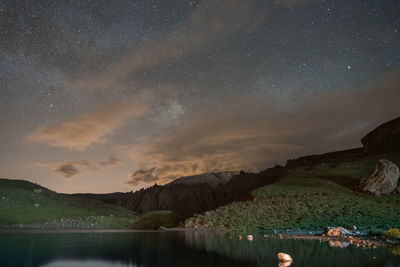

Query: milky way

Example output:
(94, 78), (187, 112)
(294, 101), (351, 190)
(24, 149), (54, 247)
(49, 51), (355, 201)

(1, 0), (399, 193)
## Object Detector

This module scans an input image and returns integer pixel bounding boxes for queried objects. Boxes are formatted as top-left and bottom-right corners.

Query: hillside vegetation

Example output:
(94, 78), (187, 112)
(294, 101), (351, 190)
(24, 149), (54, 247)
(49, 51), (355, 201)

(185, 152), (400, 232)
(0, 179), (137, 229)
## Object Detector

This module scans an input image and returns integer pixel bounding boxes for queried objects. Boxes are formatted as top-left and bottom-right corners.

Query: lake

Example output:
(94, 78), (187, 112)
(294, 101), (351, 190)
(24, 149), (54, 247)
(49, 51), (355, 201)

(0, 230), (399, 267)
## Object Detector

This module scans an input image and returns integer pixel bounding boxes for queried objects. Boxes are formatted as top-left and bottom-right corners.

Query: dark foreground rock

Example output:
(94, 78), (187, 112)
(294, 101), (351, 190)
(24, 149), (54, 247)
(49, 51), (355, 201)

(359, 159), (400, 195)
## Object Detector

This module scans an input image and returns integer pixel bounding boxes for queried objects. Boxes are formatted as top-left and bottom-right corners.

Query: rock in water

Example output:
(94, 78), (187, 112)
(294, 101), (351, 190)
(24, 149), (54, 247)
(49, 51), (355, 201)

(278, 253), (293, 262)
(359, 159), (400, 195)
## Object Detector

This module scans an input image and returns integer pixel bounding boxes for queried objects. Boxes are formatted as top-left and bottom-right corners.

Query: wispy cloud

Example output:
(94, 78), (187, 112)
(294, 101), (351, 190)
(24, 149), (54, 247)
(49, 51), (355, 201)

(26, 99), (148, 150)
(51, 155), (123, 178)
(125, 167), (159, 186)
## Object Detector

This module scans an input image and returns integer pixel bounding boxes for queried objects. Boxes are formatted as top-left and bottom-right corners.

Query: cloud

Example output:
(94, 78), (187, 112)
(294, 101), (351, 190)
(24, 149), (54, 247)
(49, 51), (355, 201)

(26, 99), (148, 150)
(125, 167), (159, 186)
(99, 156), (122, 166)
(123, 71), (400, 187)
(53, 160), (97, 178)
(52, 155), (122, 178)
(74, 0), (267, 91)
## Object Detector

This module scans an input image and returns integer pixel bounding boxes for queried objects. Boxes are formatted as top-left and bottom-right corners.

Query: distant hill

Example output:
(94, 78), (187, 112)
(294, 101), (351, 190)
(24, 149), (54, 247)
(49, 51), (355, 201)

(3, 116), (400, 230)
(0, 178), (136, 229)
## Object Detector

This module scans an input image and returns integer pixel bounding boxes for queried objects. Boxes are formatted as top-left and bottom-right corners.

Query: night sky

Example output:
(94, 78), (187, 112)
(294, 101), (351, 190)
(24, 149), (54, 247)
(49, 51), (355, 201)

(1, 0), (399, 193)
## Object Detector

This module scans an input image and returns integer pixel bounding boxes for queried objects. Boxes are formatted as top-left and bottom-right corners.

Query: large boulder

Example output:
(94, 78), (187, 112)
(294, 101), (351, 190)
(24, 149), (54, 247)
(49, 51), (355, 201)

(361, 117), (400, 154)
(359, 159), (400, 195)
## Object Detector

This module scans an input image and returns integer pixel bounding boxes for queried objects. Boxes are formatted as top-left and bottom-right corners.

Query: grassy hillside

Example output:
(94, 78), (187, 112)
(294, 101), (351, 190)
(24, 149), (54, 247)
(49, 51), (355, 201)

(185, 152), (400, 232)
(0, 179), (137, 229)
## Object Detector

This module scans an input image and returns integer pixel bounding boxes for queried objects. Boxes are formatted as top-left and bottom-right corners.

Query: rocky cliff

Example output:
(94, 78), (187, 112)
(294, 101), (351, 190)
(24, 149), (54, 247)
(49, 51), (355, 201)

(116, 166), (284, 217)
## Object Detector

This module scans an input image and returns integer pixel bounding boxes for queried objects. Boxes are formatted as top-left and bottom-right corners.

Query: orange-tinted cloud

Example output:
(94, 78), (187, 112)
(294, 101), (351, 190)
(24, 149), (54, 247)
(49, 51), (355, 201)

(52, 155), (122, 178)
(124, 71), (400, 187)
(26, 99), (148, 150)
(53, 160), (97, 178)
(125, 167), (159, 186)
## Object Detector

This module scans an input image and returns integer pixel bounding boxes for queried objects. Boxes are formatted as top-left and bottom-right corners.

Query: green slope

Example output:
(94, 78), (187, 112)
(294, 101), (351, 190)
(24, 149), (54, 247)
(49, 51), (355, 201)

(0, 179), (137, 229)
(185, 152), (400, 232)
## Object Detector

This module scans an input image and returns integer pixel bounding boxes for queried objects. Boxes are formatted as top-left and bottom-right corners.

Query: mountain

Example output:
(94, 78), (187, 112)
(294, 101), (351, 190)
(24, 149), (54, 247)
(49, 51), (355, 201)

(113, 166), (283, 218)
(4, 116), (399, 230)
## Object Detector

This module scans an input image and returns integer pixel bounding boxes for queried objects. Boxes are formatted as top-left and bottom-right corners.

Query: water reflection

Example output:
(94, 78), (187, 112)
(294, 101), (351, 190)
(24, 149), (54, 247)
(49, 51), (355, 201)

(0, 231), (399, 267)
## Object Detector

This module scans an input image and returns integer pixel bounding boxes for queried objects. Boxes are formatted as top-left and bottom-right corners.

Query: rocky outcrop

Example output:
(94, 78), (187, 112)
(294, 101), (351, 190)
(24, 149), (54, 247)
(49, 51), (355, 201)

(359, 159), (400, 195)
(117, 183), (218, 217)
(326, 227), (353, 236)
(114, 165), (284, 218)
(361, 117), (400, 154)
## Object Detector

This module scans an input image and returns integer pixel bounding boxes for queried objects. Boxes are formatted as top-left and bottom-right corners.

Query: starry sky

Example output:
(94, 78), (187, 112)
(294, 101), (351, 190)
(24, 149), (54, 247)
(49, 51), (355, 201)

(1, 0), (399, 193)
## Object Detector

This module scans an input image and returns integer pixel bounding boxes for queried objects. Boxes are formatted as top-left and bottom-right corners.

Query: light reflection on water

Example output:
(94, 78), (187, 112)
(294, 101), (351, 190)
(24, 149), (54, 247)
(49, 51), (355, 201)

(0, 230), (399, 267)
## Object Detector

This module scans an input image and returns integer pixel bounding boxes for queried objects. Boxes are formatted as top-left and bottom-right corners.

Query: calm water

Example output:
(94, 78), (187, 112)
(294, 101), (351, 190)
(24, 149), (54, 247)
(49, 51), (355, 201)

(0, 230), (399, 267)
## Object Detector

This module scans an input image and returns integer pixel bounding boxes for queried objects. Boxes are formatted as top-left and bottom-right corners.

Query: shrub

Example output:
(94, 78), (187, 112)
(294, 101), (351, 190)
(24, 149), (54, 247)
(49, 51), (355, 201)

(385, 228), (400, 240)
